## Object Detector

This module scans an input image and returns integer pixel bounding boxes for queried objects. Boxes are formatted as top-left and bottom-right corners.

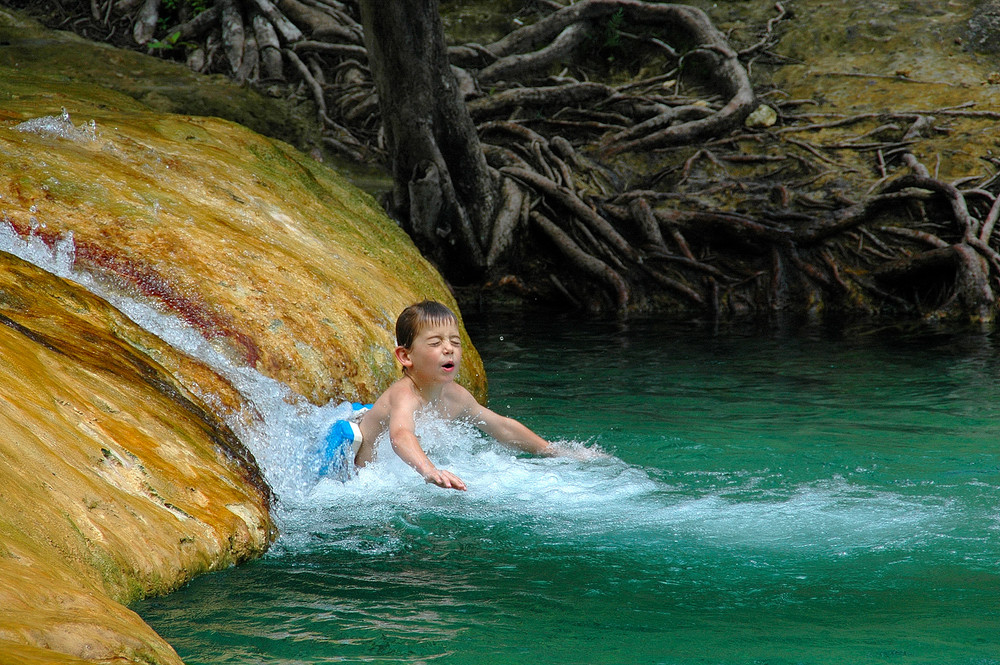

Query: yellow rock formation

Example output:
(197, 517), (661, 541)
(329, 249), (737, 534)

(0, 252), (273, 664)
(0, 7), (485, 663)
(0, 97), (486, 407)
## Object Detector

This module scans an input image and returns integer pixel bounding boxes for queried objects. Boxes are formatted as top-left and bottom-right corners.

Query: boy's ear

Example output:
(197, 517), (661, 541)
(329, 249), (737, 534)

(394, 345), (413, 369)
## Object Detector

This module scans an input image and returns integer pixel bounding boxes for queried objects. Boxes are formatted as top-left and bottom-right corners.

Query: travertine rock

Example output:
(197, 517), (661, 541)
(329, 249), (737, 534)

(0, 252), (273, 664)
(0, 8), (485, 664)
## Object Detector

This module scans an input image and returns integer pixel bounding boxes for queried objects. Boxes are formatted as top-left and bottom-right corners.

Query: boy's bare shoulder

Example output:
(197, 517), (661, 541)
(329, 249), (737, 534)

(370, 378), (406, 410)
(378, 376), (409, 399)
(361, 378), (418, 439)
(442, 382), (484, 415)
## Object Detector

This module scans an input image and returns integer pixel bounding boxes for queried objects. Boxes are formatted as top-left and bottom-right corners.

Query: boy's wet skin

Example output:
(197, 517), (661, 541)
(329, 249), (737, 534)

(354, 301), (555, 491)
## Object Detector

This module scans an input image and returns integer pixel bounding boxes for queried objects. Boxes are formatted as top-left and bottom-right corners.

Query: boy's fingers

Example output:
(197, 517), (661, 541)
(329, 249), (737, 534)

(448, 470), (467, 490)
(428, 470), (466, 491)
(443, 472), (466, 491)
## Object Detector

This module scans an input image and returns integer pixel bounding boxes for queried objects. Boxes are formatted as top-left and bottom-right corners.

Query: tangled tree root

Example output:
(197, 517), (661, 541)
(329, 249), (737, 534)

(28, 0), (1000, 323)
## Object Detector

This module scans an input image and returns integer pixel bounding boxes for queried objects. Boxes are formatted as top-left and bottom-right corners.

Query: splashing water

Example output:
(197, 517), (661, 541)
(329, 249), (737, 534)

(284, 408), (958, 568)
(0, 210), (603, 526)
(0, 207), (616, 532)
(14, 108), (99, 142)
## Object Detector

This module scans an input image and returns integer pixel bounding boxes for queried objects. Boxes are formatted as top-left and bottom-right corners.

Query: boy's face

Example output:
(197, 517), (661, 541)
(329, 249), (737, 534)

(396, 319), (462, 384)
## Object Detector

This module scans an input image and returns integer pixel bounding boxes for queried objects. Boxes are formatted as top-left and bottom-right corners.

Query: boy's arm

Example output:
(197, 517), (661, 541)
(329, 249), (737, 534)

(458, 394), (552, 455)
(475, 409), (607, 461)
(389, 396), (467, 491)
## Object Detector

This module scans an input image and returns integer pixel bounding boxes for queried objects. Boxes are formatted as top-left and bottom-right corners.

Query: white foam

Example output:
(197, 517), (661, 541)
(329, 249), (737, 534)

(14, 109), (98, 142)
(0, 222), (76, 278)
(292, 413), (953, 561)
(656, 480), (950, 555)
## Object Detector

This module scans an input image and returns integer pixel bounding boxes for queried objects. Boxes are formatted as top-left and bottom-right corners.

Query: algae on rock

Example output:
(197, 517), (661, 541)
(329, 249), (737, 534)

(0, 252), (273, 664)
(0, 7), (487, 664)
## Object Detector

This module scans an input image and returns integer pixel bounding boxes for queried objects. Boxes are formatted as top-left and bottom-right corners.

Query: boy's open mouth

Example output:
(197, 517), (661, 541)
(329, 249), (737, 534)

(442, 361), (455, 370)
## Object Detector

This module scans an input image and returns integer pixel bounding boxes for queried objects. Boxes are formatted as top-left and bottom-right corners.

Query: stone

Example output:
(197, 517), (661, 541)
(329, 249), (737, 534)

(745, 104), (778, 128)
(968, 0), (1000, 54)
(0, 252), (273, 664)
(0, 7), (487, 663)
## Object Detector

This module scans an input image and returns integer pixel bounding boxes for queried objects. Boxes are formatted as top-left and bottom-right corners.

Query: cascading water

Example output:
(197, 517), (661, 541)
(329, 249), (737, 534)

(4, 111), (354, 506)
(0, 211), (348, 503)
(3, 113), (602, 523)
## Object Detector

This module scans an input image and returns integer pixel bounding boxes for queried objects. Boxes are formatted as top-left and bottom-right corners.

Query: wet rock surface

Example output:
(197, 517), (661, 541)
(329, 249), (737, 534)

(0, 7), (485, 664)
(0, 252), (273, 664)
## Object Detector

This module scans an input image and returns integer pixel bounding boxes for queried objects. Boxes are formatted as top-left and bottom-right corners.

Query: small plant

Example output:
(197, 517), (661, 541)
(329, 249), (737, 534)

(604, 8), (625, 49)
(162, 0), (208, 14)
(151, 0), (207, 49)
(148, 30), (182, 50)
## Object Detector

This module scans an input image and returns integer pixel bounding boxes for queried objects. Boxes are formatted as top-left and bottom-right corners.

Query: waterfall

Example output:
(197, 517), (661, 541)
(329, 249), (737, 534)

(0, 207), (349, 507)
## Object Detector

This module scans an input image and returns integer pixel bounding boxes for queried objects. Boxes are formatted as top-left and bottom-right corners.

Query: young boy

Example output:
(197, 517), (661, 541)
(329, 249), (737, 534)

(326, 300), (553, 491)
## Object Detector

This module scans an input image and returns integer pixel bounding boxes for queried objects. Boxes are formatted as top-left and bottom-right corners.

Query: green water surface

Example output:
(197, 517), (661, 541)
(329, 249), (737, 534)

(134, 315), (1000, 664)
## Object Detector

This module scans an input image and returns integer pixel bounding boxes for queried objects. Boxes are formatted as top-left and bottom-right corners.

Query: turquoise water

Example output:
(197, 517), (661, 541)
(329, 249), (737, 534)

(133, 314), (1000, 665)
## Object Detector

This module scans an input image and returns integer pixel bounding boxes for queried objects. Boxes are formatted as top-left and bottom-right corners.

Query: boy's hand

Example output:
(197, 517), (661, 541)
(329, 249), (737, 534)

(422, 467), (467, 491)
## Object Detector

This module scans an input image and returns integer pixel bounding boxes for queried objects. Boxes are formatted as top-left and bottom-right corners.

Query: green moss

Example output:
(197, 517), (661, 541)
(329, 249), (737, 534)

(0, 9), (321, 152)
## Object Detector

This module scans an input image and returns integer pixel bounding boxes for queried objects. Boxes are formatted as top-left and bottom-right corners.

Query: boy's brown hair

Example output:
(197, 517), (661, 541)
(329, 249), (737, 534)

(395, 300), (458, 349)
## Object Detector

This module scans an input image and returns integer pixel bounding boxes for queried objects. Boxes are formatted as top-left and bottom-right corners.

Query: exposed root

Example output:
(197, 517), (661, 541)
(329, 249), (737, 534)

(531, 210), (630, 311)
(25, 0), (1000, 323)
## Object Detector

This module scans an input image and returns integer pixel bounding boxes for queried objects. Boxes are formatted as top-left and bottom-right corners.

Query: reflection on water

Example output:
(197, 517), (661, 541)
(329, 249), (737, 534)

(134, 312), (1000, 665)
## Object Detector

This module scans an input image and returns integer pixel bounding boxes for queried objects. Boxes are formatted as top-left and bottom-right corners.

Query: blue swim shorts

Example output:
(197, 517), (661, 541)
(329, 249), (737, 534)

(318, 403), (371, 478)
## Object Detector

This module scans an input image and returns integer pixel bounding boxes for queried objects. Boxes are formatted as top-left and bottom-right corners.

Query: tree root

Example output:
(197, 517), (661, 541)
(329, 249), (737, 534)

(531, 210), (630, 311)
(33, 0), (1000, 322)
